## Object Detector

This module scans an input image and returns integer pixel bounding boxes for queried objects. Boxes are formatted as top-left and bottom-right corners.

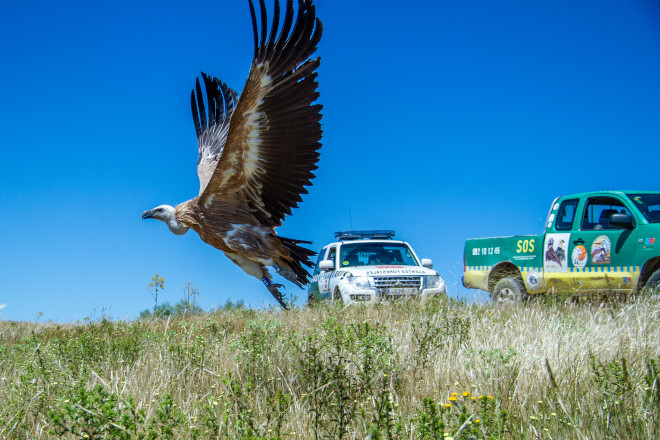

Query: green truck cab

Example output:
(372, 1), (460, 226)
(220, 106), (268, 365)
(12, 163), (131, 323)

(463, 191), (660, 302)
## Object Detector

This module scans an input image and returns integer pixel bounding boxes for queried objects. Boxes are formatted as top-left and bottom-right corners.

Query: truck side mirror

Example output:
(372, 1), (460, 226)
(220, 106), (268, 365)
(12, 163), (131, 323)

(319, 260), (334, 271)
(421, 258), (433, 269)
(610, 213), (634, 229)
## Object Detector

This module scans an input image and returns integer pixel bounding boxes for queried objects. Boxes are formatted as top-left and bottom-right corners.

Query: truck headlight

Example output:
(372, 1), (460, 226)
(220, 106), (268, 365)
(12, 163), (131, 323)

(348, 276), (372, 289)
(423, 275), (443, 289)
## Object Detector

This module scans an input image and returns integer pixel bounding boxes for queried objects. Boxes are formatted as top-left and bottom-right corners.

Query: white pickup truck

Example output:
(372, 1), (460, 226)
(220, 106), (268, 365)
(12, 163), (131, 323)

(307, 230), (447, 305)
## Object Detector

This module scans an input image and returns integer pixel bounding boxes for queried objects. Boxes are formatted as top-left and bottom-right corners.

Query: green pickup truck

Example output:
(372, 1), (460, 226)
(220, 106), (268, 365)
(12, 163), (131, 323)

(463, 191), (660, 302)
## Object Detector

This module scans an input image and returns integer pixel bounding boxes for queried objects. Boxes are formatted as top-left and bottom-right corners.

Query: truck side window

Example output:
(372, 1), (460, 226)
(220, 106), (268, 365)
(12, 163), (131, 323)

(581, 197), (627, 230)
(313, 248), (328, 275)
(328, 247), (337, 267)
(555, 199), (578, 231)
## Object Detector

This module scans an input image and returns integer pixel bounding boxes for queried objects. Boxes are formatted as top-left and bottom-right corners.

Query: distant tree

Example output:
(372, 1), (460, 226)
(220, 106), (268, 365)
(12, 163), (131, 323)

(139, 299), (203, 319)
(217, 299), (246, 311)
(174, 299), (203, 316)
(140, 277), (207, 319)
(140, 302), (175, 319)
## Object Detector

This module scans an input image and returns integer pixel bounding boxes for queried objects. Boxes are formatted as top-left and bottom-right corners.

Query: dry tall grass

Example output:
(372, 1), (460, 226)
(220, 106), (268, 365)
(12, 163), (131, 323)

(1, 296), (658, 439)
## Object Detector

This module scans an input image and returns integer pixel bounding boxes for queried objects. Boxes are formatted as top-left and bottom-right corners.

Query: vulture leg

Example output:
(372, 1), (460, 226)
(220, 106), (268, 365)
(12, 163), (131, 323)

(224, 251), (290, 309)
(261, 265), (288, 309)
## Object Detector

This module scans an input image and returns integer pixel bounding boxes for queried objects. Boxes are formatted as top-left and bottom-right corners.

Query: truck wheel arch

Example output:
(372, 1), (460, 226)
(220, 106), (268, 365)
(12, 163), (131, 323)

(488, 262), (523, 292)
(639, 257), (660, 292)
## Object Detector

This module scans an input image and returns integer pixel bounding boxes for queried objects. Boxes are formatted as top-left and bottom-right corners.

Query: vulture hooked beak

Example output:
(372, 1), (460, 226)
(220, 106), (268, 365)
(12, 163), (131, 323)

(142, 210), (153, 219)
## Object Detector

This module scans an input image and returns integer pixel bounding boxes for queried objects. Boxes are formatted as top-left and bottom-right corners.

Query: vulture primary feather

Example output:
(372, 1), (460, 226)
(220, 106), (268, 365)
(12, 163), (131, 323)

(142, 0), (323, 309)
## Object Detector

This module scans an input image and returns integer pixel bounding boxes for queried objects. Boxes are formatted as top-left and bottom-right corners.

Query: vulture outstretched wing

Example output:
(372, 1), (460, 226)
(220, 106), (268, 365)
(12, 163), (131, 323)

(200, 0), (323, 227)
(191, 73), (239, 195)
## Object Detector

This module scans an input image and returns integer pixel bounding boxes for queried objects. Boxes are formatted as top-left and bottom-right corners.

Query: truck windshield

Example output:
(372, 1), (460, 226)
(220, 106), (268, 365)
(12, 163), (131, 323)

(339, 243), (419, 267)
(627, 193), (660, 223)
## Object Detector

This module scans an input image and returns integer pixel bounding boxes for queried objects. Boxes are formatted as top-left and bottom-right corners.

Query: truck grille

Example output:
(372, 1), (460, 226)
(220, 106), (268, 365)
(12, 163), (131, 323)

(373, 276), (422, 288)
(373, 276), (422, 298)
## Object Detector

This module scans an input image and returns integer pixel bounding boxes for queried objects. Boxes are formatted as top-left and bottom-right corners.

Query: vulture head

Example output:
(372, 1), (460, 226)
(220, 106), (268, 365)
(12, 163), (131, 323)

(142, 205), (189, 236)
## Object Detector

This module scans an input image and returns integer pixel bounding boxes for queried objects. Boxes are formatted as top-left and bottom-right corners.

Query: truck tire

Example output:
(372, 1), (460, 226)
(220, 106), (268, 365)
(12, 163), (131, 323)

(642, 269), (660, 295)
(492, 277), (527, 304)
(333, 288), (344, 304)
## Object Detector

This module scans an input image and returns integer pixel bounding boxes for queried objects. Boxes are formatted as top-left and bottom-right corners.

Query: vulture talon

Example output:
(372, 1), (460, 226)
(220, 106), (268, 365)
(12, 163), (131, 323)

(267, 283), (289, 310)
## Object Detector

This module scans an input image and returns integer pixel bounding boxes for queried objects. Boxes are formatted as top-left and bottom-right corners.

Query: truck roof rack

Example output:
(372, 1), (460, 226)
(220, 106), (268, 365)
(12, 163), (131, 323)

(334, 230), (396, 241)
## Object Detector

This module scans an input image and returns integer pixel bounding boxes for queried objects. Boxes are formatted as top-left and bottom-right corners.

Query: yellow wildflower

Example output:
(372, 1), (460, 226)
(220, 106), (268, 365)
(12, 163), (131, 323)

(462, 391), (471, 397)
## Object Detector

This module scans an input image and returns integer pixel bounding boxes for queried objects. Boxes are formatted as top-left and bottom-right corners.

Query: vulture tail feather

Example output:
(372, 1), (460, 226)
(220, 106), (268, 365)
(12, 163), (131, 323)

(276, 235), (316, 285)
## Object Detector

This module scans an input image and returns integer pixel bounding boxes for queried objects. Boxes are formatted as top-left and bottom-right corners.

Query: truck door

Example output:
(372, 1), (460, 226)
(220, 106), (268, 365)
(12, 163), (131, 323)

(317, 246), (337, 296)
(569, 196), (638, 292)
(543, 198), (578, 291)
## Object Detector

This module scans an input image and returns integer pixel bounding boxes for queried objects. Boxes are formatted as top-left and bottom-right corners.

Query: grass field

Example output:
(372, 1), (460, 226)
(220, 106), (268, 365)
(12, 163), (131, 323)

(1, 295), (659, 439)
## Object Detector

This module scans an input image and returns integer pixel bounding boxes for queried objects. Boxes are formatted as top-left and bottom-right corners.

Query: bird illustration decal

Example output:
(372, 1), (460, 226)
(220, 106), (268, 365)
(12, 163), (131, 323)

(545, 238), (565, 268)
(555, 239), (566, 264)
(142, 0), (323, 309)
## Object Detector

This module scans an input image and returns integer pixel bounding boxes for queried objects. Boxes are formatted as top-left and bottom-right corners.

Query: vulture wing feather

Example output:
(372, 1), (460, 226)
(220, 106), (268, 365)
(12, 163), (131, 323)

(201, 0), (323, 228)
(191, 72), (238, 195)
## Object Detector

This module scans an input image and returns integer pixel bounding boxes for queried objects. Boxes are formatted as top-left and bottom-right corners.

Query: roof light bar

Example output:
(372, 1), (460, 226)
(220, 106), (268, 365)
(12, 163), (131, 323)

(334, 230), (396, 240)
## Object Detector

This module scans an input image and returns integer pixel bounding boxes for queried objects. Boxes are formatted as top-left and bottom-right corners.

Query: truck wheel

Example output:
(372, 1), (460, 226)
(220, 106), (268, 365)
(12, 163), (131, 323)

(333, 288), (344, 304)
(492, 277), (527, 304)
(642, 269), (660, 295)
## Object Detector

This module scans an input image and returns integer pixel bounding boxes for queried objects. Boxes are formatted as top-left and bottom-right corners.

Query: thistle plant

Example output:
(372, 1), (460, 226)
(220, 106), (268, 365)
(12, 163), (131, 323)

(148, 273), (165, 314)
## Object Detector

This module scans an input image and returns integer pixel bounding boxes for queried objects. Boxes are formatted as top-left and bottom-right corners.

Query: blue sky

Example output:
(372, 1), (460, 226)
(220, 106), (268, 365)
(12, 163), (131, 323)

(1, 0), (659, 322)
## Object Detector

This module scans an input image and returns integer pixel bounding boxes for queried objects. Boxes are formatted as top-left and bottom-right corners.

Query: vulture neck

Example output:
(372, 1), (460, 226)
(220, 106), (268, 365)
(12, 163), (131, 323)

(171, 200), (199, 235)
(167, 217), (189, 236)
(157, 204), (189, 236)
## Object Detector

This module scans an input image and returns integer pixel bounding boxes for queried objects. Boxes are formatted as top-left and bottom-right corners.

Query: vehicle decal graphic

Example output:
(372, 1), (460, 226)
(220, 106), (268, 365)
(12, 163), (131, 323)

(544, 233), (570, 272)
(310, 270), (351, 283)
(465, 266), (493, 271)
(526, 271), (541, 289)
(366, 269), (427, 276)
(591, 235), (611, 264)
(464, 265), (640, 274)
(572, 244), (588, 269)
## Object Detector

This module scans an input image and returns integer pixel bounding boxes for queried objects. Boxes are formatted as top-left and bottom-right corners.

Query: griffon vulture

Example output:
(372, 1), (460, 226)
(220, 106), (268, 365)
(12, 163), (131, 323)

(142, 0), (322, 309)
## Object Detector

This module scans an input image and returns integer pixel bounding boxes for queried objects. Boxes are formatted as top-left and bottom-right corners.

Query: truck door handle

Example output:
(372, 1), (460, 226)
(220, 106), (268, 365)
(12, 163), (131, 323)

(573, 238), (585, 245)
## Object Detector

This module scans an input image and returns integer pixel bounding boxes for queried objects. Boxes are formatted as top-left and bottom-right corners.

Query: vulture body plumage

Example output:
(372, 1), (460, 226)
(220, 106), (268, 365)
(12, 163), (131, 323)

(142, 0), (323, 309)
